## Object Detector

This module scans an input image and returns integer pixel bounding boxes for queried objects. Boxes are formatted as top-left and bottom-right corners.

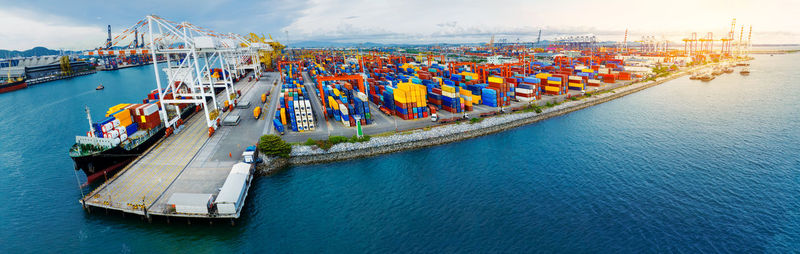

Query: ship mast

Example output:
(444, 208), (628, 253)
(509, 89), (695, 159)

(85, 106), (95, 134)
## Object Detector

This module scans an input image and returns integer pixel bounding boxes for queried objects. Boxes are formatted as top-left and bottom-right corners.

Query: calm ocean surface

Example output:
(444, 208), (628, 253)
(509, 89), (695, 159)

(0, 54), (798, 253)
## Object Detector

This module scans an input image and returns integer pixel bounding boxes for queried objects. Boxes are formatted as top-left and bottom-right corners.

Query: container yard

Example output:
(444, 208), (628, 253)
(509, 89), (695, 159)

(70, 14), (757, 223)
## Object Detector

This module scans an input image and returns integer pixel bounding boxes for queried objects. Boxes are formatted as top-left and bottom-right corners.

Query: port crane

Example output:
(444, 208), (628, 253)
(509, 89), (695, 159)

(144, 15), (266, 133)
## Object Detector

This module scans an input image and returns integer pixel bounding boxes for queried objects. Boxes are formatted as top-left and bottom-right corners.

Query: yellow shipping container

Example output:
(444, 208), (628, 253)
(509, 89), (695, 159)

(394, 89), (408, 103)
(488, 76), (504, 84)
(535, 73), (552, 79)
(547, 80), (561, 85)
(114, 110), (133, 127)
(442, 85), (456, 93)
(472, 94), (481, 104)
(582, 69), (594, 73)
(280, 108), (287, 125)
(106, 103), (132, 117)
(460, 72), (479, 80)
(328, 97), (339, 110)
(545, 86), (560, 92)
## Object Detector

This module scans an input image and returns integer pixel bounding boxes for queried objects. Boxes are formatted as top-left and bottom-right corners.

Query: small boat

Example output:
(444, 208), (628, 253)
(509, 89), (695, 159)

(699, 72), (715, 82)
(723, 66), (734, 73)
(711, 67), (723, 76)
(96, 84), (104, 90)
(740, 67), (750, 75)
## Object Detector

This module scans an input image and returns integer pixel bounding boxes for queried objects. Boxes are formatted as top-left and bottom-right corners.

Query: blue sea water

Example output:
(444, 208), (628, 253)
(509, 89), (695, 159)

(1, 54), (798, 253)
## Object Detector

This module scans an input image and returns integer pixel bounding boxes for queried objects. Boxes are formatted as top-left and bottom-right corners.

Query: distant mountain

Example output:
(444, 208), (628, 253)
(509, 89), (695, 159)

(0, 47), (81, 58)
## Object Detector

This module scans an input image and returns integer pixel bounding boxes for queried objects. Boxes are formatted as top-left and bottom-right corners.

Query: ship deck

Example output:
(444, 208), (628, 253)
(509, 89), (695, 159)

(82, 72), (279, 220)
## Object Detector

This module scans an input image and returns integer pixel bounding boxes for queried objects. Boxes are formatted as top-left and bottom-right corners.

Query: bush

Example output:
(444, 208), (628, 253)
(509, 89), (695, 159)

(349, 135), (371, 143)
(258, 135), (292, 158)
(469, 118), (483, 124)
(307, 135), (372, 150)
(328, 136), (349, 144)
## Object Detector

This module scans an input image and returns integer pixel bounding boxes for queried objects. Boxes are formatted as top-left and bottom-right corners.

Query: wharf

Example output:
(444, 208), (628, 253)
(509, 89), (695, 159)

(82, 72), (279, 221)
(26, 71), (97, 85)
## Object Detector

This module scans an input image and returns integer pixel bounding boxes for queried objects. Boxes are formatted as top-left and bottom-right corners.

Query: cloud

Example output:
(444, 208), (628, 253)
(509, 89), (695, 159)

(0, 8), (104, 50)
(281, 0), (800, 45)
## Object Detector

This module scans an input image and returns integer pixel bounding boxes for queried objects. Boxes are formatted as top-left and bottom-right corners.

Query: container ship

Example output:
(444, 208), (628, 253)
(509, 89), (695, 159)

(0, 79), (27, 94)
(69, 90), (194, 184)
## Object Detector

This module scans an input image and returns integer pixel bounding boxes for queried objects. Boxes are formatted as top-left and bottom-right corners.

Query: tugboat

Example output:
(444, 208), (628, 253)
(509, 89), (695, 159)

(723, 65), (734, 74)
(740, 67), (750, 75)
(711, 67), (723, 76)
(699, 72), (715, 82)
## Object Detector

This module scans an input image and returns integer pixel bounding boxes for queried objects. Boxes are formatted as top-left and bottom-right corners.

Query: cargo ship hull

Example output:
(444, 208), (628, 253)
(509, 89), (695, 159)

(72, 126), (166, 177)
(0, 81), (27, 94)
(71, 106), (195, 183)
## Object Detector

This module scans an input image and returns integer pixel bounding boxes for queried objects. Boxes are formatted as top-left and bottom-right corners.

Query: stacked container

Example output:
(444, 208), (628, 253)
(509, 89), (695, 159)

(568, 75), (585, 91)
(278, 83), (315, 132)
(516, 77), (540, 102)
(391, 82), (429, 120)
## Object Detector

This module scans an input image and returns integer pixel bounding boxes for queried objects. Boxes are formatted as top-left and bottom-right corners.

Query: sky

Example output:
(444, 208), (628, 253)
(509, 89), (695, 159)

(0, 0), (798, 50)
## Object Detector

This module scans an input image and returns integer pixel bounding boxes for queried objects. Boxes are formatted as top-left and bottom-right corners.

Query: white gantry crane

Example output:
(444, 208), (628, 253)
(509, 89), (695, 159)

(145, 15), (242, 131)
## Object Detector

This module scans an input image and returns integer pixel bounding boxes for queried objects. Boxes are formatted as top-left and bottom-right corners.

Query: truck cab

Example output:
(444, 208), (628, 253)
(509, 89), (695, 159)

(242, 145), (262, 164)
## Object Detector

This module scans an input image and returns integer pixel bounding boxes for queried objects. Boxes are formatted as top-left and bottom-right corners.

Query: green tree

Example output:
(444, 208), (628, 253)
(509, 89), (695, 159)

(258, 135), (292, 158)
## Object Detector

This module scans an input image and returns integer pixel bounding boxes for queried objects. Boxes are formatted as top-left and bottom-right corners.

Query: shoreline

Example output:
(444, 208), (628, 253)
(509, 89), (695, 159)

(258, 64), (707, 174)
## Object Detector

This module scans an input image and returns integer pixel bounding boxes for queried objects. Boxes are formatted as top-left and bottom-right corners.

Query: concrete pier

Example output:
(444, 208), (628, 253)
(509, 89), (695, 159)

(82, 72), (279, 220)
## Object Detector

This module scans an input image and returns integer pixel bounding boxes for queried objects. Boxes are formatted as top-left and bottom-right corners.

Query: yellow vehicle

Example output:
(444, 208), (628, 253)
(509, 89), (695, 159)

(253, 106), (262, 119)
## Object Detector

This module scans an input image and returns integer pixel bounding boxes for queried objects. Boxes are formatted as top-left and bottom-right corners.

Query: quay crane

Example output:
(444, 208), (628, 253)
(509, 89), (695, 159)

(143, 15), (272, 135)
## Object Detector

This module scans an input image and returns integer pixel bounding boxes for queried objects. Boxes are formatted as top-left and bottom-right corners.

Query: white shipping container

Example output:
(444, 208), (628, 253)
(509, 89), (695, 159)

(356, 92), (368, 102)
(516, 88), (533, 94)
(518, 97), (534, 102)
(143, 104), (158, 116)
(112, 119), (121, 128)
(216, 163), (251, 215)
(119, 133), (128, 141)
(168, 193), (212, 215)
(103, 122), (113, 132)
(442, 91), (457, 98)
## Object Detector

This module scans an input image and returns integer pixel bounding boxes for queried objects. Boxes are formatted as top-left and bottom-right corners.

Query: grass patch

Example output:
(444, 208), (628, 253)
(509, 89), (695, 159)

(469, 117), (483, 124)
(518, 104), (543, 114)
